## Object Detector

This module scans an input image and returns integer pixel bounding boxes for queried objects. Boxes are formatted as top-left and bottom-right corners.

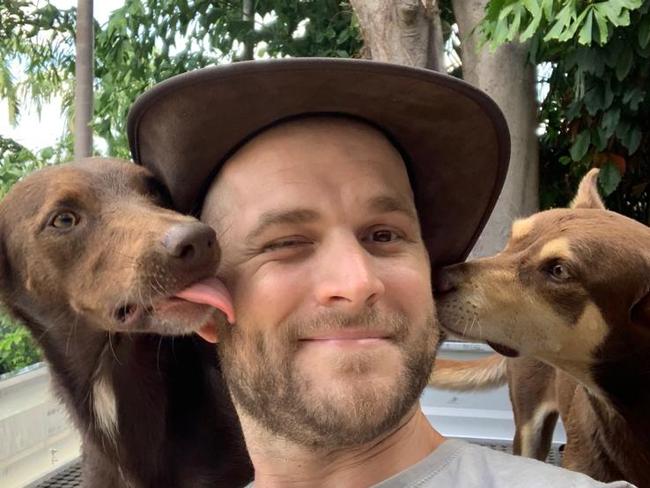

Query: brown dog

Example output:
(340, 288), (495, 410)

(0, 158), (252, 487)
(430, 169), (650, 487)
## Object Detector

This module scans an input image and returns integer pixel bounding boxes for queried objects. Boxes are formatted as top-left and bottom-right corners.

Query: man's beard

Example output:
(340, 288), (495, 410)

(217, 307), (440, 450)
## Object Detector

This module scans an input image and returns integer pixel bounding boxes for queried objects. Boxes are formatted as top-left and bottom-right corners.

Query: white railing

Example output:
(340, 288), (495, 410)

(0, 363), (80, 488)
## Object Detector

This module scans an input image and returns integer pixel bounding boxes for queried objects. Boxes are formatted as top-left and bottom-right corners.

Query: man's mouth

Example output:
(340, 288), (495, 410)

(299, 329), (392, 347)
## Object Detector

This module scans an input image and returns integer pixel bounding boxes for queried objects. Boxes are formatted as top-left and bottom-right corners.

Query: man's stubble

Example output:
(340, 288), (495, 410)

(216, 307), (440, 450)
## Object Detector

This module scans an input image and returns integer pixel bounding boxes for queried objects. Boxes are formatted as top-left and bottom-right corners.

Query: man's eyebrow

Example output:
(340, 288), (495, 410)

(245, 196), (417, 243)
(367, 195), (418, 221)
(245, 208), (320, 242)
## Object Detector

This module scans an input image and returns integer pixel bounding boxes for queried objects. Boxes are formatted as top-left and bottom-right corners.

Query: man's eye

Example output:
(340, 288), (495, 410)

(263, 238), (310, 252)
(370, 230), (399, 243)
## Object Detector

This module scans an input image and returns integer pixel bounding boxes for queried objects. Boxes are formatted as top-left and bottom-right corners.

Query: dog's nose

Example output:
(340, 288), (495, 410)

(433, 269), (458, 295)
(163, 222), (217, 264)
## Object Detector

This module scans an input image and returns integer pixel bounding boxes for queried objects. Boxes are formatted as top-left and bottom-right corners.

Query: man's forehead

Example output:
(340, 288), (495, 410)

(231, 117), (405, 179)
(201, 116), (415, 223)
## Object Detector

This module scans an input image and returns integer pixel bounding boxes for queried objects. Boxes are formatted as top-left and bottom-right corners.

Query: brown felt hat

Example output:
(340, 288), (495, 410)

(127, 58), (509, 266)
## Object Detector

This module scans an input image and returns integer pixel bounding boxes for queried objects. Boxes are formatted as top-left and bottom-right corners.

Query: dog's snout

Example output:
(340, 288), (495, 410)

(163, 222), (217, 264)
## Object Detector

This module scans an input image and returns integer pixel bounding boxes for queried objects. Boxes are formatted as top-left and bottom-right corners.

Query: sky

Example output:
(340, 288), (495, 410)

(0, 0), (125, 152)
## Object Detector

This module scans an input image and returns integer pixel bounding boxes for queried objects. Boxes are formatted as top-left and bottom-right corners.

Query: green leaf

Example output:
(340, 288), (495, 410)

(639, 16), (650, 48)
(604, 37), (623, 67)
(336, 29), (350, 45)
(559, 155), (572, 166)
(620, 126), (642, 154)
(575, 47), (604, 75)
(578, 10), (594, 45)
(570, 130), (591, 161)
(595, 2), (630, 28)
(599, 162), (622, 196)
(520, 10), (542, 42)
(506, 5), (524, 42)
(544, 2), (574, 42)
(593, 127), (609, 151)
(615, 119), (631, 139)
(559, 8), (589, 42)
(622, 87), (646, 111)
(584, 78), (614, 115)
(594, 8), (609, 44)
(615, 47), (634, 80)
(600, 107), (620, 138)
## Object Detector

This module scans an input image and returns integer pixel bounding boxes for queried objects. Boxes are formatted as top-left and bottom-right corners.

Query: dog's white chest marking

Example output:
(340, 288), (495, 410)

(92, 373), (119, 442)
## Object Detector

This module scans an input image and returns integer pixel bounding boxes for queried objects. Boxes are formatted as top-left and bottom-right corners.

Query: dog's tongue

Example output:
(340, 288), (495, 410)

(487, 341), (520, 358)
(174, 277), (235, 325)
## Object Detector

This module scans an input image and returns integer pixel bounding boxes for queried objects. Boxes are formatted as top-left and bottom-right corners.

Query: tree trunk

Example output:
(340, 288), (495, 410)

(349, 0), (444, 70)
(74, 0), (93, 159)
(452, 0), (539, 257)
(241, 0), (254, 61)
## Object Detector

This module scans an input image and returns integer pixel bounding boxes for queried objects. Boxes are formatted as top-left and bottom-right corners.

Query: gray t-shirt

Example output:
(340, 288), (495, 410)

(375, 439), (635, 488)
(245, 439), (636, 487)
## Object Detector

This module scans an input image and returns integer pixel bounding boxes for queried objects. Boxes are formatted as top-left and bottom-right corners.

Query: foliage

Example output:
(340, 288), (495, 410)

(482, 0), (650, 221)
(0, 135), (71, 196)
(481, 0), (644, 48)
(1, 1), (76, 125)
(93, 0), (362, 157)
(0, 311), (41, 375)
(2, 0), (363, 159)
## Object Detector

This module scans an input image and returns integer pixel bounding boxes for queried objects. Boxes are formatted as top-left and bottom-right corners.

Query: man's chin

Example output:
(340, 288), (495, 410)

(296, 340), (402, 378)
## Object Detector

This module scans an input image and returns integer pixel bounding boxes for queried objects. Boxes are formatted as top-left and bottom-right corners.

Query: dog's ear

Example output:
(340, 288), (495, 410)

(630, 289), (650, 328)
(570, 168), (605, 210)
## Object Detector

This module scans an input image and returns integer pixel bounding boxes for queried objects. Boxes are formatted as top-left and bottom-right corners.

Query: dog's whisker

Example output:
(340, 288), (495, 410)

(107, 332), (122, 365)
(66, 313), (80, 357)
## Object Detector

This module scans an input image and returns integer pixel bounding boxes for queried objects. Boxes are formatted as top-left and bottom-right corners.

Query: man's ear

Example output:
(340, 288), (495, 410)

(570, 168), (606, 210)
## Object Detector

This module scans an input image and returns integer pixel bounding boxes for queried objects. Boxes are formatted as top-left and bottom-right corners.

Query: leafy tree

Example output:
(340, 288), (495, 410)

(2, 0), (363, 159)
(1, 1), (76, 125)
(481, 0), (650, 221)
(0, 313), (41, 375)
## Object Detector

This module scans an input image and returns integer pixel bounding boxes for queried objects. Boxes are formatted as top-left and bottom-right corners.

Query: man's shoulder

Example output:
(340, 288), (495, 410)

(375, 439), (635, 488)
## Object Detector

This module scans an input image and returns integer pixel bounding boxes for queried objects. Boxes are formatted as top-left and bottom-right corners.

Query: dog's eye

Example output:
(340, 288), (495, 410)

(50, 211), (79, 229)
(549, 263), (570, 281)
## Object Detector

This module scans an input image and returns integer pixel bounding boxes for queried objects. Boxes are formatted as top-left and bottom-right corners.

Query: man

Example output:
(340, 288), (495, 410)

(127, 59), (633, 487)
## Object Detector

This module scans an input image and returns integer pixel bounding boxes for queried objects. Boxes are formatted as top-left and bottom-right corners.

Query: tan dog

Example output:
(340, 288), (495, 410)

(430, 169), (650, 487)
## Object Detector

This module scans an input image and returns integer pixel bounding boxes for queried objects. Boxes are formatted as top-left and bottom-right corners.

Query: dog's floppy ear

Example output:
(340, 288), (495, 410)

(570, 168), (606, 210)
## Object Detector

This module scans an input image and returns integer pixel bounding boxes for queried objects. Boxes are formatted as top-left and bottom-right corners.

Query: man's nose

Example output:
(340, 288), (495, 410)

(315, 235), (385, 311)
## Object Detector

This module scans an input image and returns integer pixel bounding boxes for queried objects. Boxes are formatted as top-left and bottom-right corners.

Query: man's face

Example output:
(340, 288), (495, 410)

(201, 117), (439, 449)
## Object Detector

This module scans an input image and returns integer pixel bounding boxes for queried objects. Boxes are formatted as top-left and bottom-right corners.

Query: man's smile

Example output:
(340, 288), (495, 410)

(299, 328), (393, 348)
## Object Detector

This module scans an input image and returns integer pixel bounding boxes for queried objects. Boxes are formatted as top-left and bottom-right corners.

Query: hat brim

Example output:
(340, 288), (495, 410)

(127, 58), (509, 266)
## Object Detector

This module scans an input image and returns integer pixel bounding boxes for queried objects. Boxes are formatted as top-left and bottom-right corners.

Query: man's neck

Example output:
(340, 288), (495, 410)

(242, 407), (445, 488)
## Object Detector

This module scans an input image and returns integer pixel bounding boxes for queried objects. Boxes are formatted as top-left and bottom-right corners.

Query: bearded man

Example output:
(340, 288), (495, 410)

(127, 59), (633, 488)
